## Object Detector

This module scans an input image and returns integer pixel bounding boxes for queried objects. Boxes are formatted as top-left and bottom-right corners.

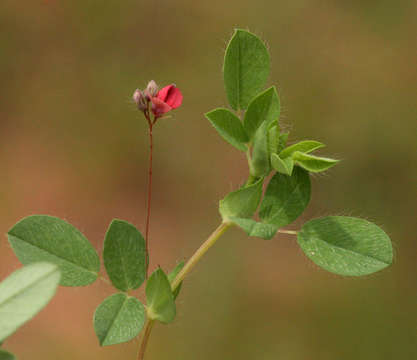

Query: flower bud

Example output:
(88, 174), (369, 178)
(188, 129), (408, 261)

(132, 89), (147, 111)
(145, 80), (159, 97)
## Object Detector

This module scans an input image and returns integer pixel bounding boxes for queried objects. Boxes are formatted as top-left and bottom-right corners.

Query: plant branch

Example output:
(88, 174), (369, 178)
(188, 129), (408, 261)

(171, 221), (232, 291)
(137, 319), (155, 360)
(278, 229), (298, 235)
(136, 221), (232, 359)
(144, 117), (154, 278)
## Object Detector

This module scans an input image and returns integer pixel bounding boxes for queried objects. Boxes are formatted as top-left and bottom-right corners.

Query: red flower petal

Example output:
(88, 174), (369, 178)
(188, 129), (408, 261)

(156, 85), (172, 102)
(157, 85), (183, 110)
(151, 97), (172, 117)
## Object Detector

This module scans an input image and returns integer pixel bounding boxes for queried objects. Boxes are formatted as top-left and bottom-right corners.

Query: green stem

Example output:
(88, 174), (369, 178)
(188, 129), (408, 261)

(278, 229), (298, 235)
(136, 221), (233, 359)
(171, 221), (232, 291)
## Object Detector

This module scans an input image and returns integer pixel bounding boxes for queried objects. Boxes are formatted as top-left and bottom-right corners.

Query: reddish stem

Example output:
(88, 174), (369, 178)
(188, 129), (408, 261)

(137, 320), (154, 360)
(144, 112), (154, 278)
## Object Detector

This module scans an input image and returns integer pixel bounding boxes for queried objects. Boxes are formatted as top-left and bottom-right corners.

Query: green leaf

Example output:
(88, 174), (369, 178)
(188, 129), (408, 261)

(267, 124), (280, 156)
(250, 121), (271, 177)
(297, 216), (393, 276)
(243, 86), (280, 140)
(146, 268), (176, 324)
(205, 108), (248, 151)
(168, 262), (184, 300)
(8, 215), (100, 286)
(279, 140), (325, 159)
(93, 293), (145, 346)
(277, 132), (289, 153)
(223, 29), (270, 110)
(229, 217), (278, 240)
(0, 263), (60, 342)
(219, 178), (263, 221)
(292, 151), (339, 172)
(103, 219), (146, 292)
(259, 167), (310, 228)
(271, 153), (294, 176)
(0, 350), (15, 360)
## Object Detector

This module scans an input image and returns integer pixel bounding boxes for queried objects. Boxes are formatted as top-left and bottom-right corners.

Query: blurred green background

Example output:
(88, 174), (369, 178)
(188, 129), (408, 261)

(1, 0), (416, 359)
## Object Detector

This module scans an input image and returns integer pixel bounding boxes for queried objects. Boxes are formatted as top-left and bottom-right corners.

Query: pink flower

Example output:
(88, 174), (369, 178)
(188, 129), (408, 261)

(151, 84), (183, 117)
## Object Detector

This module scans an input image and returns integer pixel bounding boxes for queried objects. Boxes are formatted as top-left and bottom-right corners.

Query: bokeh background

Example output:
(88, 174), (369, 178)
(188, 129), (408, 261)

(1, 0), (416, 359)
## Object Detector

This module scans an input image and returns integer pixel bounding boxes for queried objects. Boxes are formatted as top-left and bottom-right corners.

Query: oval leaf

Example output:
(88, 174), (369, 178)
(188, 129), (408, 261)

(8, 215), (100, 286)
(219, 178), (263, 221)
(0, 263), (60, 342)
(146, 268), (176, 324)
(250, 121), (271, 177)
(244, 86), (280, 140)
(229, 217), (278, 240)
(224, 29), (270, 110)
(94, 293), (145, 346)
(271, 153), (294, 176)
(267, 124), (280, 156)
(297, 216), (393, 276)
(292, 151), (339, 173)
(168, 262), (185, 300)
(0, 350), (15, 360)
(205, 108), (248, 151)
(103, 219), (146, 292)
(279, 140), (325, 159)
(277, 132), (289, 153)
(259, 167), (310, 228)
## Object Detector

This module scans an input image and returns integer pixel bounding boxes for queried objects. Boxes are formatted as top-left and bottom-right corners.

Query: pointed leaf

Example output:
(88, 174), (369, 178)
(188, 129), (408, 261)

(230, 217), (278, 240)
(297, 216), (393, 276)
(205, 108), (248, 151)
(259, 167), (310, 228)
(267, 124), (280, 155)
(0, 263), (60, 342)
(168, 262), (185, 300)
(8, 215), (100, 286)
(292, 151), (339, 172)
(93, 293), (145, 346)
(103, 219), (146, 292)
(271, 153), (294, 176)
(244, 86), (280, 140)
(224, 29), (270, 110)
(146, 268), (176, 324)
(219, 178), (263, 221)
(279, 140), (325, 159)
(277, 132), (289, 153)
(250, 121), (270, 177)
(0, 350), (15, 360)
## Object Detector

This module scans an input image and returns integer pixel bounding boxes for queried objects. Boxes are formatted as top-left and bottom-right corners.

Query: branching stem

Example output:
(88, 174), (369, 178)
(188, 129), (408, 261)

(136, 221), (233, 359)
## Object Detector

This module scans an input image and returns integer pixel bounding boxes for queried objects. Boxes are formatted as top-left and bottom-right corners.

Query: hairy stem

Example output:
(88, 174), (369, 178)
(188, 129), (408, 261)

(171, 221), (232, 291)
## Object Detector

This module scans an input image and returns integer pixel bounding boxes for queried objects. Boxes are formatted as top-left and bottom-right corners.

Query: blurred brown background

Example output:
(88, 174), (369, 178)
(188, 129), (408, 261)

(1, 0), (416, 359)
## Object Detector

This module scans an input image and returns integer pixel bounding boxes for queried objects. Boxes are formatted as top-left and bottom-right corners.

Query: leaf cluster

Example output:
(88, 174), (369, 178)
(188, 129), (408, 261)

(206, 29), (392, 276)
(4, 216), (182, 350)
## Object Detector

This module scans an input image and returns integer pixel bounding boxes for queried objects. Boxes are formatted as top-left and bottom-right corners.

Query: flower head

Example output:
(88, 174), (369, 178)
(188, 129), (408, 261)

(145, 80), (159, 98)
(151, 84), (183, 118)
(133, 81), (183, 120)
(132, 89), (147, 111)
